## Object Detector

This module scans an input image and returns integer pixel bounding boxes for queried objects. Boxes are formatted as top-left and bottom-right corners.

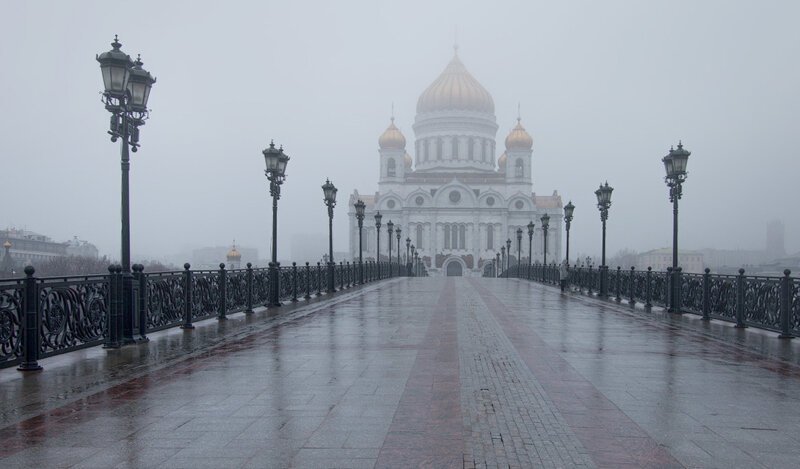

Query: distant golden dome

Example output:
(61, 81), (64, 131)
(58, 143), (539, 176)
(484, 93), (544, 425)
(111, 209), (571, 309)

(2, 241), (10, 249)
(505, 118), (533, 150)
(226, 246), (241, 260)
(404, 152), (413, 168)
(378, 118), (406, 150)
(498, 152), (507, 171)
(417, 53), (494, 114)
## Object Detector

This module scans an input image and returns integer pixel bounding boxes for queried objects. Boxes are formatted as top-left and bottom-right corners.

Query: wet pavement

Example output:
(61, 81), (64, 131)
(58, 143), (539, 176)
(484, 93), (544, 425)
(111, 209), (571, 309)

(2, 278), (800, 468)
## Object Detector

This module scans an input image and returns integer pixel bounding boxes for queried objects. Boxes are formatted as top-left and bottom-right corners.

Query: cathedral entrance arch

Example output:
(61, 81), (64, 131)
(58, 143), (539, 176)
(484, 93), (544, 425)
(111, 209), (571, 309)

(445, 259), (464, 276)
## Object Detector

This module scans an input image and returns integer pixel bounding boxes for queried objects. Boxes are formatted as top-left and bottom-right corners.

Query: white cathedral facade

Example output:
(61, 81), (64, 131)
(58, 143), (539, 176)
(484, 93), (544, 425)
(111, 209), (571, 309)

(348, 50), (563, 276)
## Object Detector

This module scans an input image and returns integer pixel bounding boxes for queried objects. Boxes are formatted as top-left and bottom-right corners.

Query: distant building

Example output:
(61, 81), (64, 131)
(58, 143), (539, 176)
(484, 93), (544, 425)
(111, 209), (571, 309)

(65, 236), (99, 258)
(0, 228), (69, 266)
(699, 248), (765, 272)
(348, 49), (562, 277)
(636, 248), (704, 274)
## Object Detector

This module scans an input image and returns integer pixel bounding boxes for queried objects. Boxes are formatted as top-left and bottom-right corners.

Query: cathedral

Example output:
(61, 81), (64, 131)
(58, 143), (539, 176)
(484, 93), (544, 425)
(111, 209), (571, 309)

(348, 49), (563, 276)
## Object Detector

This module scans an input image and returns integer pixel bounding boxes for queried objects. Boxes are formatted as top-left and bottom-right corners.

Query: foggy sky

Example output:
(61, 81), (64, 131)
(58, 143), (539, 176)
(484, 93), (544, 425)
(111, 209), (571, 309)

(1, 0), (798, 263)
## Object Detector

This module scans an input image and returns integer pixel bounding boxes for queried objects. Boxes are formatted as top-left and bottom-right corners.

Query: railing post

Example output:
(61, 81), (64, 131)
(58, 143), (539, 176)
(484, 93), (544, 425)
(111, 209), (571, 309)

(104, 265), (123, 349)
(779, 269), (794, 338)
(588, 265), (593, 295)
(218, 263), (227, 320)
(292, 262), (299, 302)
(317, 262), (322, 296)
(735, 268), (747, 328)
(629, 266), (636, 306)
(245, 263), (254, 314)
(304, 262), (312, 300)
(674, 267), (683, 314)
(181, 263), (195, 330)
(615, 266), (622, 302)
(134, 264), (149, 341)
(346, 261), (351, 288)
(17, 266), (42, 371)
(702, 268), (711, 321)
(645, 267), (652, 309)
(666, 267), (673, 310)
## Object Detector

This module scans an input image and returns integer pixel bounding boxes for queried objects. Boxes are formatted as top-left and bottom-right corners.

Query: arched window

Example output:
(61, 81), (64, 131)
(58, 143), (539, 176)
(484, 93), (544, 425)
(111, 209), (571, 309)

(515, 159), (524, 177)
(487, 225), (494, 250)
(416, 225), (423, 249)
(452, 137), (459, 159)
(468, 138), (474, 160)
(436, 138), (443, 160)
(451, 225), (458, 249)
(387, 158), (396, 177)
(444, 225), (451, 249)
(459, 225), (466, 249)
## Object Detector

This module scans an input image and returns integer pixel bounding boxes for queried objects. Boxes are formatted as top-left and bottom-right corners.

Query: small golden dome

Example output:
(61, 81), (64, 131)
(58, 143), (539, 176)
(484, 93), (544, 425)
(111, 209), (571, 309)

(3, 240), (10, 249)
(404, 152), (413, 168)
(498, 152), (507, 171)
(505, 118), (533, 150)
(226, 242), (241, 260)
(417, 53), (494, 114)
(378, 118), (406, 150)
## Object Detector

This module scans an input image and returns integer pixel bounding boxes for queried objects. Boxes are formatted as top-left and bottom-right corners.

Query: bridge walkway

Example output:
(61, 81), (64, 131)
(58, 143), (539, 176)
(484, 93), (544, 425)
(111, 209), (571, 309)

(1, 278), (800, 468)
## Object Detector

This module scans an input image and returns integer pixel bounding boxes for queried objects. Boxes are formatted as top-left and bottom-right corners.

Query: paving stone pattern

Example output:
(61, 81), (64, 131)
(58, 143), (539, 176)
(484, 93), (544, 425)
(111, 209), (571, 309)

(456, 282), (594, 468)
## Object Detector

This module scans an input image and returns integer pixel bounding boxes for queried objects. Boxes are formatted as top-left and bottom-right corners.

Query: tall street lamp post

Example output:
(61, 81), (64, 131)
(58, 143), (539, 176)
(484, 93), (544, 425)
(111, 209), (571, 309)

(527, 221), (535, 278)
(386, 221), (394, 276)
(395, 227), (402, 274)
(564, 201), (575, 265)
(322, 179), (338, 292)
(406, 237), (411, 276)
(263, 142), (290, 307)
(595, 182), (614, 297)
(354, 199), (366, 284)
(495, 252), (501, 277)
(662, 142), (690, 312)
(97, 36), (156, 345)
(410, 244), (415, 276)
(374, 212), (382, 279)
(516, 228), (523, 274)
(506, 239), (512, 272)
(541, 214), (550, 267)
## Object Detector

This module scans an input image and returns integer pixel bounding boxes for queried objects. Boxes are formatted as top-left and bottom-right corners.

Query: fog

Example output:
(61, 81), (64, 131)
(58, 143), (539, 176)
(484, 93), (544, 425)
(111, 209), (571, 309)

(1, 0), (798, 264)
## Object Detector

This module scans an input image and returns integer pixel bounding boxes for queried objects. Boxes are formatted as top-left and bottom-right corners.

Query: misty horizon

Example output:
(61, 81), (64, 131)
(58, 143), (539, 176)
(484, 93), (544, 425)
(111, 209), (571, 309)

(2, 1), (798, 265)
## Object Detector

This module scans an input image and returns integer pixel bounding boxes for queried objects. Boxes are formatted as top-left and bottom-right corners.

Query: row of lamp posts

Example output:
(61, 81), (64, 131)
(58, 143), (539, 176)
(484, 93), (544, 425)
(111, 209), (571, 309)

(500, 142), (687, 313)
(97, 36), (377, 332)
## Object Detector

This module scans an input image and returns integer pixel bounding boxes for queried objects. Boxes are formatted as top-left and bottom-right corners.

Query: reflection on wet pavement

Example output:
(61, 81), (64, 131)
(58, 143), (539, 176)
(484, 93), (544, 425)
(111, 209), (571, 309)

(2, 278), (800, 468)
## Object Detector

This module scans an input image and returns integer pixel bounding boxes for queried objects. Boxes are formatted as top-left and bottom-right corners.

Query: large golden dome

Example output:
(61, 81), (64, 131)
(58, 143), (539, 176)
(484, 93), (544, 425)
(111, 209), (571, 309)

(378, 118), (406, 150)
(505, 118), (533, 150)
(416, 53), (494, 114)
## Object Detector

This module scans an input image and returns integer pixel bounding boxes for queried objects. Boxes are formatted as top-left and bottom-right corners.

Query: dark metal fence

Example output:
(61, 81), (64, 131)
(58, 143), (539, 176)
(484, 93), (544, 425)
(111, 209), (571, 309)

(500, 263), (799, 339)
(0, 260), (401, 370)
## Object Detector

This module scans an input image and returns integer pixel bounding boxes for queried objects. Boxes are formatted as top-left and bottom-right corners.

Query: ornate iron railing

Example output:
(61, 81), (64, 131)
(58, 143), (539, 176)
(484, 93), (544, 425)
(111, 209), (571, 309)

(4, 259), (399, 370)
(0, 279), (25, 367)
(37, 275), (109, 358)
(499, 263), (799, 338)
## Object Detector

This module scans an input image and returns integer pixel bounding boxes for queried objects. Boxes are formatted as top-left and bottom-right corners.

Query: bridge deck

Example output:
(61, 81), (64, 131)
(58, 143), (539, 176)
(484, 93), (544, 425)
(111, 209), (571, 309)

(2, 278), (800, 468)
